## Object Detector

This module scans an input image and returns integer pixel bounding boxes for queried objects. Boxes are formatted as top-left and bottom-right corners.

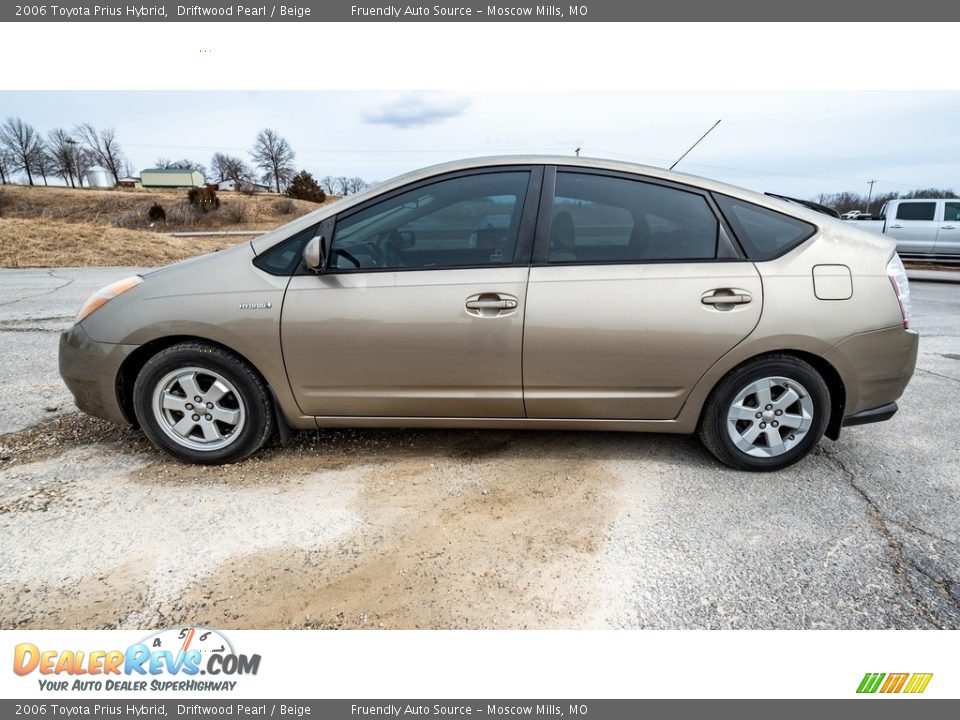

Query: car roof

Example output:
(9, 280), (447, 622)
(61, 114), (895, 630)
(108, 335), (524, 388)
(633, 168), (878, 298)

(251, 155), (832, 254)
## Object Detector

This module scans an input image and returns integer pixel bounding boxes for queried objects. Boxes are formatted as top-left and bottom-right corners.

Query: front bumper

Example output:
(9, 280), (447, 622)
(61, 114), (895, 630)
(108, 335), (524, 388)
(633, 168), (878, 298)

(59, 323), (137, 426)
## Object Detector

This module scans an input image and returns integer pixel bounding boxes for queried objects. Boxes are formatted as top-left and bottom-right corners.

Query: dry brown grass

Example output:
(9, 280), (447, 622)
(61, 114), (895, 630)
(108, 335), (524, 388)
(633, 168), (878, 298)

(0, 218), (242, 267)
(0, 184), (338, 267)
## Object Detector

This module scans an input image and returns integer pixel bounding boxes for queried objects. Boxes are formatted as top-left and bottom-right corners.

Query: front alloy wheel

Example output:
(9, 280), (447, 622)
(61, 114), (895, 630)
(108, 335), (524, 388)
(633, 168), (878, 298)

(151, 367), (247, 452)
(133, 342), (274, 464)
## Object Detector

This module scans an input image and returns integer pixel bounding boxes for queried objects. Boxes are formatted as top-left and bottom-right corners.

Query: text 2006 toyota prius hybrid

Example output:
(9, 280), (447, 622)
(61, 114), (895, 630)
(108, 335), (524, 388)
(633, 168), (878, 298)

(59, 157), (918, 471)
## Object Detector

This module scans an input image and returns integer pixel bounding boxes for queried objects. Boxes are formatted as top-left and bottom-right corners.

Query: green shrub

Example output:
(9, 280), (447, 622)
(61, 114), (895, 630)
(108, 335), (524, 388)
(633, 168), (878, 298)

(286, 170), (326, 203)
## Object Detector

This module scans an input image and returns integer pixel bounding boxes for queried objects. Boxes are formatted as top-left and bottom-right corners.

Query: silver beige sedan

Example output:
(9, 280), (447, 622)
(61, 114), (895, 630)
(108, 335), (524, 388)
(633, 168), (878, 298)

(59, 156), (918, 471)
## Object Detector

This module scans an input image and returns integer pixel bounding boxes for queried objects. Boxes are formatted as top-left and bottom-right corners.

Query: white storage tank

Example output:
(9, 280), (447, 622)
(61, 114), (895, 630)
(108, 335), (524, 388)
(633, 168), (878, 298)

(85, 166), (114, 188)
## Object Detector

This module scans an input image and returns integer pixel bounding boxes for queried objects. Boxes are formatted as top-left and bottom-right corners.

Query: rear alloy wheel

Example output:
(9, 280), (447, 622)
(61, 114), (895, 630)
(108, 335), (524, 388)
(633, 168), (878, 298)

(699, 355), (830, 471)
(133, 342), (274, 464)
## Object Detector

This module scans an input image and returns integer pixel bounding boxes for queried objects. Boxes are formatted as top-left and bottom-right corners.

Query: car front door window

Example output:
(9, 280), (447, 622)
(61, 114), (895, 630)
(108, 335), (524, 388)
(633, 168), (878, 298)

(329, 172), (530, 271)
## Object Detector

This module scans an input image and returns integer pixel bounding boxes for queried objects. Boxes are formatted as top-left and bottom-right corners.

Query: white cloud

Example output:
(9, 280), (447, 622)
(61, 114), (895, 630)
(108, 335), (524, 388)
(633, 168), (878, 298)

(362, 93), (470, 129)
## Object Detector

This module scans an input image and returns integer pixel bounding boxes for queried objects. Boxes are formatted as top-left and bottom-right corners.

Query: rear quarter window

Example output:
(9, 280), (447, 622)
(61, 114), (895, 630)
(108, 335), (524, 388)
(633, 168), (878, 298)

(714, 194), (816, 261)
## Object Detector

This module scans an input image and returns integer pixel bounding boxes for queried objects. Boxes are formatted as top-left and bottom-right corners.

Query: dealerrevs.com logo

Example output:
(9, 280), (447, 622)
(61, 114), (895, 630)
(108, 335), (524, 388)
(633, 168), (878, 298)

(857, 673), (933, 695)
(13, 627), (261, 692)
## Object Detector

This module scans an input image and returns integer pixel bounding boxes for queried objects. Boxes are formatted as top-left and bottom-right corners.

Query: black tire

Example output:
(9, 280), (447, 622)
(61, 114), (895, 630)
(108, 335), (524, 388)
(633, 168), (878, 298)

(133, 341), (274, 464)
(698, 354), (831, 472)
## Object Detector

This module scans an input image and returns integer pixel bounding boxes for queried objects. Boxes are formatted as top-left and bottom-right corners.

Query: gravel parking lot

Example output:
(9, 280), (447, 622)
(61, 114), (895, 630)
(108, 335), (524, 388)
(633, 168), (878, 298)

(0, 267), (958, 630)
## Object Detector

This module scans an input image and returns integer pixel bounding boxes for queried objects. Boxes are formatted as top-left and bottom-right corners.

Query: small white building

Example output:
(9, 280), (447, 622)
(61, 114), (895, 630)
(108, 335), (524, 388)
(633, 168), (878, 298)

(117, 176), (142, 189)
(140, 168), (205, 189)
(215, 178), (272, 193)
(85, 166), (115, 188)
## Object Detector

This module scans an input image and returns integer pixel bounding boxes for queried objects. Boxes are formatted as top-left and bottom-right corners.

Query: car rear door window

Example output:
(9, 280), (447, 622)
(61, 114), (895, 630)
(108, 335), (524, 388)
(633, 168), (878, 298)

(896, 202), (936, 221)
(547, 172), (719, 263)
(330, 172), (530, 271)
(714, 195), (816, 261)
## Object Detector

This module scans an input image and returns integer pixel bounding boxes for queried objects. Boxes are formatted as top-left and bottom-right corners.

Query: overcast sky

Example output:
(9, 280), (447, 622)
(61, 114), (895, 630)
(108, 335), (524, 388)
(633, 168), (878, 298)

(3, 90), (959, 198)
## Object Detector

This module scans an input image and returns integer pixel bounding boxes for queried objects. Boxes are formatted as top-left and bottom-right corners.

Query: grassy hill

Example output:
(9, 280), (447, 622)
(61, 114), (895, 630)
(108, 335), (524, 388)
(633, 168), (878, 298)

(0, 184), (335, 267)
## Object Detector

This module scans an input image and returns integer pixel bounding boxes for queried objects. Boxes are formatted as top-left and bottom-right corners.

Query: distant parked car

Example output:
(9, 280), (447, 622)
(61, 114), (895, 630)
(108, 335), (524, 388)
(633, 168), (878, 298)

(841, 210), (869, 220)
(849, 198), (960, 260)
(59, 156), (918, 471)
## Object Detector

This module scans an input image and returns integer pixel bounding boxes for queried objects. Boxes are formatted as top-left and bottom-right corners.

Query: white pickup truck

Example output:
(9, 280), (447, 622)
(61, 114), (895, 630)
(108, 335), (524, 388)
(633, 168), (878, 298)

(850, 198), (960, 260)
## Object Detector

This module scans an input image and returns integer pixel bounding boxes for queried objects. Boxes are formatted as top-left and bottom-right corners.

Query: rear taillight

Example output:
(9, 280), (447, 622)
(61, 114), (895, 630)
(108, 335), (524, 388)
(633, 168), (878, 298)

(886, 254), (911, 329)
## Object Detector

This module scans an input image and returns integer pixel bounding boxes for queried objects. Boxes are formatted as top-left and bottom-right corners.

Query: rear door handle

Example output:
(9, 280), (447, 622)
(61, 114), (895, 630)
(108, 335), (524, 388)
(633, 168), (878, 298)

(701, 289), (753, 308)
(466, 299), (516, 310)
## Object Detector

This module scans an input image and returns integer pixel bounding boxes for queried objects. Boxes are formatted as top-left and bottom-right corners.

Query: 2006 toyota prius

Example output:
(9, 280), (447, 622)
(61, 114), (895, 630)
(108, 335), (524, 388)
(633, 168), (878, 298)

(59, 157), (918, 471)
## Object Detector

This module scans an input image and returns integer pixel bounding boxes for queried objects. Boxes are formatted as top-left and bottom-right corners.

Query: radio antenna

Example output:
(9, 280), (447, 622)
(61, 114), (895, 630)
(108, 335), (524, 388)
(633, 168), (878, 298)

(670, 119), (721, 170)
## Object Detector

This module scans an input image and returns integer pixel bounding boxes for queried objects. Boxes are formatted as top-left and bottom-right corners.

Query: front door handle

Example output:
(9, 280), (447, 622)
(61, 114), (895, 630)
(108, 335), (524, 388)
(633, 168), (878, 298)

(889, 224), (903, 229)
(701, 289), (753, 308)
(465, 293), (518, 317)
(942, 225), (956, 230)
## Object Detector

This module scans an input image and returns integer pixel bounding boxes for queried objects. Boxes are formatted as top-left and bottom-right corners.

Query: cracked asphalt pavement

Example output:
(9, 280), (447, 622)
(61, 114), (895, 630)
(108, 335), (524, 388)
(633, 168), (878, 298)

(0, 267), (958, 629)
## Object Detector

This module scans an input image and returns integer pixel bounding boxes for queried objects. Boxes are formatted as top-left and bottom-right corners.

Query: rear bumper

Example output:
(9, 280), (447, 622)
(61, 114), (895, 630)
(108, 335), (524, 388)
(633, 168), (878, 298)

(842, 401), (897, 427)
(823, 326), (919, 417)
(59, 323), (136, 426)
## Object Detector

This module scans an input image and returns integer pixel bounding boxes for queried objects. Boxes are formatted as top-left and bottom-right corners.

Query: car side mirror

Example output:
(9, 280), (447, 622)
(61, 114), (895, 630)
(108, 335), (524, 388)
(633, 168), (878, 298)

(303, 234), (329, 273)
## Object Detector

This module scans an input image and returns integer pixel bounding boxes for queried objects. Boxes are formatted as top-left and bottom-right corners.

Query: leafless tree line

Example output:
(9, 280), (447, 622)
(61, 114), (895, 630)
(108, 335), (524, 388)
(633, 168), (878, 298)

(318, 175), (368, 196)
(0, 116), (370, 197)
(815, 188), (957, 216)
(212, 131), (367, 196)
(0, 117), (126, 188)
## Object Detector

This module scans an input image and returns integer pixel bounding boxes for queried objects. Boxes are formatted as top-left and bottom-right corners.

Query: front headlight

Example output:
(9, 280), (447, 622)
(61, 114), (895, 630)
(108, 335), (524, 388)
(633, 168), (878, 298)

(76, 276), (143, 323)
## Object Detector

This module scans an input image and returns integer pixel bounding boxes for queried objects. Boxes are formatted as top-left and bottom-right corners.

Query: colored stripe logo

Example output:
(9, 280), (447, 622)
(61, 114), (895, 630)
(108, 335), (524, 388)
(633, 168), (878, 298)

(857, 673), (933, 694)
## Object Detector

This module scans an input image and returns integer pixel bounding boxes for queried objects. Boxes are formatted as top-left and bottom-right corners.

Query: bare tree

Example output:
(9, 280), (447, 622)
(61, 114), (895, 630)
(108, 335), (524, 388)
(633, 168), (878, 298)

(48, 128), (81, 187)
(34, 147), (55, 185)
(211, 152), (256, 190)
(347, 177), (367, 194)
(73, 144), (93, 187)
(334, 176), (351, 195)
(318, 175), (336, 194)
(156, 157), (207, 177)
(0, 117), (45, 185)
(75, 123), (126, 184)
(250, 129), (295, 193)
(902, 188), (956, 199)
(868, 191), (899, 215)
(0, 150), (13, 184)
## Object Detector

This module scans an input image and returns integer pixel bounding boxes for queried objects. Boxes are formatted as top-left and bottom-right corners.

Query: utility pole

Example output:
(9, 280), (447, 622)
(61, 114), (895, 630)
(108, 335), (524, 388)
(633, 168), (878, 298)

(575, 147), (581, 157)
(866, 179), (877, 212)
